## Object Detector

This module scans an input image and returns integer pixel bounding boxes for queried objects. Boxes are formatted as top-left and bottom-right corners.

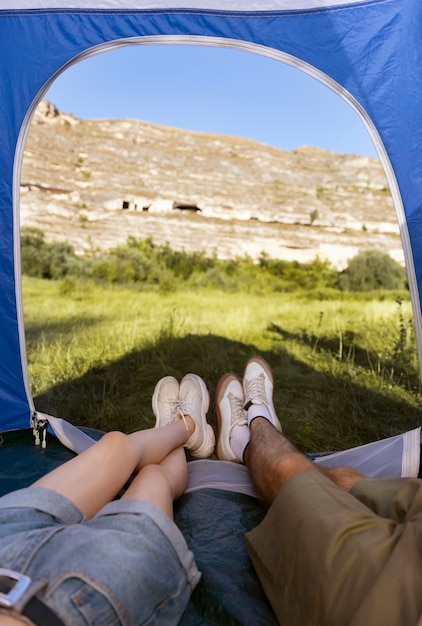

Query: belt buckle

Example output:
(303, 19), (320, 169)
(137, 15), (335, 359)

(0, 569), (32, 609)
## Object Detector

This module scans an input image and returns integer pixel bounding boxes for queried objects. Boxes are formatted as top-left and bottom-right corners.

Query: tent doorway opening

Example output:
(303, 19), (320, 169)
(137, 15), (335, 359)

(20, 42), (420, 450)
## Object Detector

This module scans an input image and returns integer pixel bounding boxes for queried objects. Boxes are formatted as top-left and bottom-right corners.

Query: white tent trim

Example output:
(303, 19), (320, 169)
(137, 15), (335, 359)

(3, 1), (370, 11)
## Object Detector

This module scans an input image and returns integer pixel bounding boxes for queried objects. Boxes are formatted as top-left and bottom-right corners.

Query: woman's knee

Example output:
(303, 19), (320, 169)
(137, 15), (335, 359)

(139, 463), (167, 483)
(138, 464), (181, 497)
(96, 431), (131, 458)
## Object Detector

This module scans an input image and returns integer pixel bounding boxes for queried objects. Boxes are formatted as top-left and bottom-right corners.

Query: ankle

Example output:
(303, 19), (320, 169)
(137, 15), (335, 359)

(247, 406), (272, 425)
(183, 414), (195, 436)
(173, 413), (195, 442)
(249, 415), (273, 431)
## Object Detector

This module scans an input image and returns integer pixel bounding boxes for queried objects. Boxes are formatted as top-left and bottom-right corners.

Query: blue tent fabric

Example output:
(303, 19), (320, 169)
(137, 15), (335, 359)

(0, 428), (103, 497)
(1, 6), (422, 622)
(0, 0), (422, 432)
(175, 489), (278, 625)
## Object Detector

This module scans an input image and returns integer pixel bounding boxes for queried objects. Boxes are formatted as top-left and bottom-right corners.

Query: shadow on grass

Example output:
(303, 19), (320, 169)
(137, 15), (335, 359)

(268, 322), (421, 392)
(33, 332), (422, 455)
(25, 316), (105, 345)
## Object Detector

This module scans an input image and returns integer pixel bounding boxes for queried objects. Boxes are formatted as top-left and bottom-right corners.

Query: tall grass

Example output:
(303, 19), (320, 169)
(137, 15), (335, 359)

(23, 276), (422, 453)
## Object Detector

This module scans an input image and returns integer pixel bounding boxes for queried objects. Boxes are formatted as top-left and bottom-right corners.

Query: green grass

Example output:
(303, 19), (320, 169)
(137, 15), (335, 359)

(23, 276), (422, 454)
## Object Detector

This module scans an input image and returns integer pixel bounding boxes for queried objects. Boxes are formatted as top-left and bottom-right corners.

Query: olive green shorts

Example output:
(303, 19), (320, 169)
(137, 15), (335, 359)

(245, 471), (422, 626)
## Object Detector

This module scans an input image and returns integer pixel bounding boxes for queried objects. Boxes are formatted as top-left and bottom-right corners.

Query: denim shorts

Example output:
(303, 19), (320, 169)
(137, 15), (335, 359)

(0, 487), (201, 626)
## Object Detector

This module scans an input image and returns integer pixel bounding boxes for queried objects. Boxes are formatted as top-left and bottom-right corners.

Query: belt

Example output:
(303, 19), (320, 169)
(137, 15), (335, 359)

(0, 569), (65, 626)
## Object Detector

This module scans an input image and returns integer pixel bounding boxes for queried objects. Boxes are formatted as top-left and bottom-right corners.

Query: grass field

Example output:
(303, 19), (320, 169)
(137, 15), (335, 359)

(23, 276), (422, 454)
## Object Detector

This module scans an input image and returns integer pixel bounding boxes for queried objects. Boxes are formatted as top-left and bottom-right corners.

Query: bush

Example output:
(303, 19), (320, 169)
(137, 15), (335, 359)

(20, 227), (80, 279)
(339, 249), (407, 292)
(258, 253), (339, 290)
(20, 227), (50, 278)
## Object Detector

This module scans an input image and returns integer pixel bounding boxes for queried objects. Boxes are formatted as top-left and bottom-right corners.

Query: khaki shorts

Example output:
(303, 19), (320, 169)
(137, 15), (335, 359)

(245, 471), (422, 626)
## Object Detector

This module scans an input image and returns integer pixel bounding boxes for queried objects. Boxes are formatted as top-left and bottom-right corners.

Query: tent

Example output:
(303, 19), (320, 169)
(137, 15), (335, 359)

(1, 3), (422, 621)
(1, 0), (422, 433)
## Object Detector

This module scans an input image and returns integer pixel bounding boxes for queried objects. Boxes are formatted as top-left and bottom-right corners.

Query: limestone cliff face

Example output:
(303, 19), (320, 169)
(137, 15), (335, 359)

(20, 100), (401, 268)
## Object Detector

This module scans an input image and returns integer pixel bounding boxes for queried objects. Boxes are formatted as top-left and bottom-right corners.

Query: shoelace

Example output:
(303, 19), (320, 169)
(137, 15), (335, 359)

(160, 398), (189, 430)
(243, 373), (267, 409)
(170, 397), (194, 431)
(228, 392), (247, 432)
(164, 398), (179, 415)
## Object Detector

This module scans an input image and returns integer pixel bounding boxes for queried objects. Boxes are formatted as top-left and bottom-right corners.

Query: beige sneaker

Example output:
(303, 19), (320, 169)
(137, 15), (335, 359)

(152, 376), (181, 427)
(243, 357), (282, 431)
(179, 373), (215, 458)
(216, 374), (247, 462)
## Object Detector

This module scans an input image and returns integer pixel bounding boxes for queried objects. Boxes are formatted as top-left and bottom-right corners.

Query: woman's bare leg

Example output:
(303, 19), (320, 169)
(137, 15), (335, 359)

(122, 447), (188, 518)
(32, 417), (195, 519)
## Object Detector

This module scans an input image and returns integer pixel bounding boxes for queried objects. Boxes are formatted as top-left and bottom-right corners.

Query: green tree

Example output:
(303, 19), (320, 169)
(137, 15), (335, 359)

(339, 249), (407, 291)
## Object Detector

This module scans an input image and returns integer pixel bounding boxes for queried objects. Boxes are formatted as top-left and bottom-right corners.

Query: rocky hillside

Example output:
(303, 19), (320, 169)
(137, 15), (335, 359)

(20, 100), (402, 269)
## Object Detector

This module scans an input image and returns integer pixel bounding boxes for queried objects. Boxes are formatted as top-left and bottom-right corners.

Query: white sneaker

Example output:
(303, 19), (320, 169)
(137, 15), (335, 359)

(243, 357), (282, 431)
(152, 376), (181, 427)
(179, 374), (215, 458)
(216, 374), (248, 462)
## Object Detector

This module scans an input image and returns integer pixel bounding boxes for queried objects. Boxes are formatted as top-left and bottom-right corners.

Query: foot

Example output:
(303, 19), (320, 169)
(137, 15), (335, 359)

(243, 357), (282, 431)
(152, 376), (180, 427)
(216, 374), (248, 462)
(179, 374), (215, 458)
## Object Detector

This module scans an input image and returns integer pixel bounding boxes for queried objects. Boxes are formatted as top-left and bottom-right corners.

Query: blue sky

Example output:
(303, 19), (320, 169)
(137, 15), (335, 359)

(46, 44), (377, 157)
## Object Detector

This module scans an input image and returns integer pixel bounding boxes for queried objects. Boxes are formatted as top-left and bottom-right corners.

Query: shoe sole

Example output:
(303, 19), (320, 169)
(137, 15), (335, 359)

(215, 373), (240, 462)
(152, 375), (179, 426)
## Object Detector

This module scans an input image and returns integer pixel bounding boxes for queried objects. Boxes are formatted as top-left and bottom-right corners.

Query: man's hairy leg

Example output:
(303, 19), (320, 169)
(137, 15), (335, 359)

(244, 417), (366, 504)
